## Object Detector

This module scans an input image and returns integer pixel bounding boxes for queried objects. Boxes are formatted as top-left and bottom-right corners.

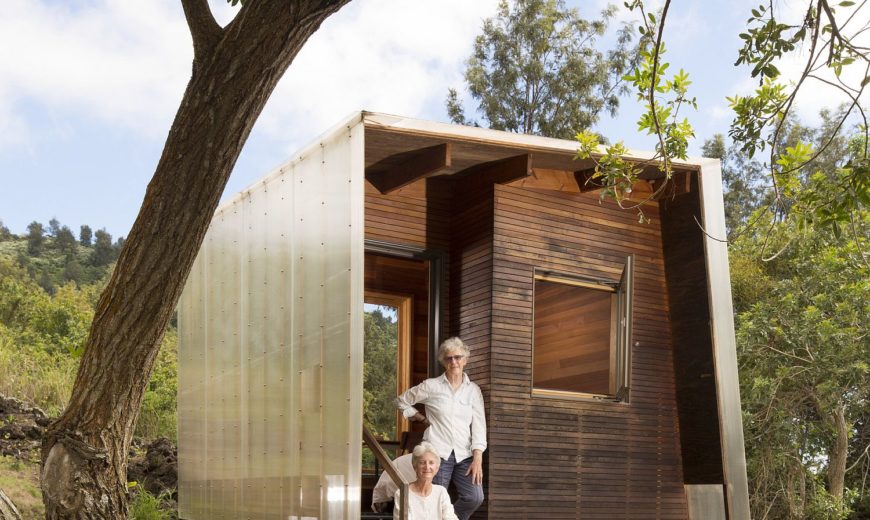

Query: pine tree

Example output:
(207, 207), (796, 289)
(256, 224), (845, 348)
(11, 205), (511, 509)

(79, 225), (93, 247)
(63, 257), (84, 285)
(26, 221), (45, 256)
(91, 229), (115, 267)
(56, 226), (78, 256)
(48, 217), (61, 238)
(0, 220), (11, 241)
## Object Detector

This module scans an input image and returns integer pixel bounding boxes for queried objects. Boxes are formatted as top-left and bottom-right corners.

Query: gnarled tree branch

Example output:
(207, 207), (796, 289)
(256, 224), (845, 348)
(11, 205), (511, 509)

(181, 0), (222, 60)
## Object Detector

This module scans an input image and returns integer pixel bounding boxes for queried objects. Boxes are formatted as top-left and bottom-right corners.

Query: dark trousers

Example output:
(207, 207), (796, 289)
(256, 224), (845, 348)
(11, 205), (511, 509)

(433, 451), (484, 520)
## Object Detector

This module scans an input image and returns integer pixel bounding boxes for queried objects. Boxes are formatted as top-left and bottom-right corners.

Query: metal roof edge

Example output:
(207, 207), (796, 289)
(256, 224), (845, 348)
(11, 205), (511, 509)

(361, 110), (709, 169)
(216, 110), (365, 214)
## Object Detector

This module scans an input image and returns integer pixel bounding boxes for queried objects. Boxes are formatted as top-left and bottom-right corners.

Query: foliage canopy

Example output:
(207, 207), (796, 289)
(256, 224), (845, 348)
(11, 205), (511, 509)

(448, 0), (640, 139)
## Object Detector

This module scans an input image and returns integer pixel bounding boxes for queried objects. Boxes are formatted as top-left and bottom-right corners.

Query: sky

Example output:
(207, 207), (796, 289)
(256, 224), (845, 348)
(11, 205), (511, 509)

(1, 0), (865, 238)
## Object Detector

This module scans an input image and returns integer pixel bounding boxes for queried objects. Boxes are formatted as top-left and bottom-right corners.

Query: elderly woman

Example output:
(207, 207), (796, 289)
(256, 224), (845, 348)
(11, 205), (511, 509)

(393, 442), (459, 520)
(395, 337), (486, 520)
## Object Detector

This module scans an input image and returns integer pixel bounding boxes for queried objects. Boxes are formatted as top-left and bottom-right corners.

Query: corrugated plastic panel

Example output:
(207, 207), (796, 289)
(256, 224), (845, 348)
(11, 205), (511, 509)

(178, 117), (365, 519)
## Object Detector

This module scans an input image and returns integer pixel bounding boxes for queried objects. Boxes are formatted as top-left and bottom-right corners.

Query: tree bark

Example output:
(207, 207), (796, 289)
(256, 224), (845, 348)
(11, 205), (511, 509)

(39, 1), (351, 518)
(827, 404), (848, 502)
(0, 489), (22, 520)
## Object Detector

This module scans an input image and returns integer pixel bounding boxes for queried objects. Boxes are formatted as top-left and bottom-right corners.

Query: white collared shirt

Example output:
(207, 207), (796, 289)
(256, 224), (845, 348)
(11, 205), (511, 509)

(393, 485), (459, 520)
(395, 373), (487, 461)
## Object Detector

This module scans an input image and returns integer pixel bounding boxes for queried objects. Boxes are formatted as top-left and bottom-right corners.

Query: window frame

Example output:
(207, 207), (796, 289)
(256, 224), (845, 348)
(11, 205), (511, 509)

(364, 290), (413, 437)
(531, 255), (634, 403)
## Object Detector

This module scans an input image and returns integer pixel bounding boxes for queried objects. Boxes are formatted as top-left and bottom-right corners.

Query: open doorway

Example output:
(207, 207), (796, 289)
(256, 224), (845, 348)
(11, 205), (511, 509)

(362, 250), (434, 453)
(363, 293), (412, 454)
(360, 250), (434, 516)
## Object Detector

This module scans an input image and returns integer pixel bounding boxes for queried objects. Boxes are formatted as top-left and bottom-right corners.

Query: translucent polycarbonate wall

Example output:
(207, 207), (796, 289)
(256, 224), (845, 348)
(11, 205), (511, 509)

(697, 159), (751, 520)
(178, 117), (365, 519)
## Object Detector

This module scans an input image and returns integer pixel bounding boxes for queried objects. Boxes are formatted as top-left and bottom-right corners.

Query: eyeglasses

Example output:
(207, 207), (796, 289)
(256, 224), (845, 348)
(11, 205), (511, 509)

(444, 355), (465, 362)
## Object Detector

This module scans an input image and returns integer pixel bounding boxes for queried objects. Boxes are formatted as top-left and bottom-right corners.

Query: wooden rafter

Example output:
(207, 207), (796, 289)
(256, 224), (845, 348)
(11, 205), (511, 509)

(452, 153), (533, 192)
(575, 166), (696, 198)
(366, 143), (451, 194)
(574, 167), (602, 193)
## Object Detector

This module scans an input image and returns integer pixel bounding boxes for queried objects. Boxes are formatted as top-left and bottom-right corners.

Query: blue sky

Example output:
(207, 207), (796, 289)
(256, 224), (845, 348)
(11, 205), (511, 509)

(1, 0), (862, 238)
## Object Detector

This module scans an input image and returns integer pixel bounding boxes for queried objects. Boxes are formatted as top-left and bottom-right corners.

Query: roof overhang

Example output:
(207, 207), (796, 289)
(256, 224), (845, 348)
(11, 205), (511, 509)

(361, 111), (703, 196)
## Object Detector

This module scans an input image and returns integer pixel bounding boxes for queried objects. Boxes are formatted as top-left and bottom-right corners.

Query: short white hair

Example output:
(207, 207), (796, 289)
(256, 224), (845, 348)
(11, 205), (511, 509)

(411, 441), (441, 468)
(437, 336), (470, 366)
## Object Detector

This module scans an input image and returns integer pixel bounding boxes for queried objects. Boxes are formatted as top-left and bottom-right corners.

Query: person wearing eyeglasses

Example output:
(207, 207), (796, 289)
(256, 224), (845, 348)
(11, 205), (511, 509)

(395, 337), (487, 520)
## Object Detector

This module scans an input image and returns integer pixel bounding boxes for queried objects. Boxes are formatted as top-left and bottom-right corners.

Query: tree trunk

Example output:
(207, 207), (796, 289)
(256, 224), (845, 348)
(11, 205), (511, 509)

(827, 404), (849, 502)
(0, 489), (22, 520)
(39, 1), (351, 518)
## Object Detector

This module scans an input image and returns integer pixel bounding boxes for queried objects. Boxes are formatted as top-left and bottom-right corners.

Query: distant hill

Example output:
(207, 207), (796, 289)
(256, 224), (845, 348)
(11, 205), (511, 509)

(0, 220), (123, 293)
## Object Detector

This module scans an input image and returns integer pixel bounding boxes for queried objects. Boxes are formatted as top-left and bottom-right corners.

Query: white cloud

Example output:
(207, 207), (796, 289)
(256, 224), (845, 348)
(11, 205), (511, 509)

(0, 0), (500, 152)
(0, 0), (192, 146)
(256, 0), (500, 150)
(707, 104), (730, 120)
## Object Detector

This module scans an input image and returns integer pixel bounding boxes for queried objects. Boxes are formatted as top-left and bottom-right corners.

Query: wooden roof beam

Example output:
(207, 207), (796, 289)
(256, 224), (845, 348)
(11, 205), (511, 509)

(453, 153), (533, 189)
(574, 168), (601, 193)
(366, 143), (451, 194)
(575, 166), (695, 197)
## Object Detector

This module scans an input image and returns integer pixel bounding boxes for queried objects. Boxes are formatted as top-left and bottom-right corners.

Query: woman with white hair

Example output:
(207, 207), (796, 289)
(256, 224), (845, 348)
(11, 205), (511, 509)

(395, 337), (486, 520)
(393, 442), (459, 520)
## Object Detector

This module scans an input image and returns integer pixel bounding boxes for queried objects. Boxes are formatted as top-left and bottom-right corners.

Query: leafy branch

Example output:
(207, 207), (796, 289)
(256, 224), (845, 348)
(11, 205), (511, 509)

(575, 0), (696, 224)
(729, 0), (869, 243)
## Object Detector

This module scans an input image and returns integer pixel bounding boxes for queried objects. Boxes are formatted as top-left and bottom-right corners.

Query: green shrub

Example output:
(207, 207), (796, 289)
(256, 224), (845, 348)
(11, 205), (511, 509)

(136, 330), (178, 441)
(128, 486), (172, 520)
(0, 329), (77, 416)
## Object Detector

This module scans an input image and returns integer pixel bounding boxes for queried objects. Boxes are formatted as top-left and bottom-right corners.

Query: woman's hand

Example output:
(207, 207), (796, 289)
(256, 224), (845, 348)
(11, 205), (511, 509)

(413, 412), (430, 427)
(465, 450), (483, 486)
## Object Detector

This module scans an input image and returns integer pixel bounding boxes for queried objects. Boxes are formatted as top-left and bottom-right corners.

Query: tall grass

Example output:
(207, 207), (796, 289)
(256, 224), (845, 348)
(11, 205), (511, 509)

(135, 331), (178, 442)
(0, 254), (178, 441)
(0, 332), (76, 416)
(128, 487), (173, 520)
(0, 329), (178, 441)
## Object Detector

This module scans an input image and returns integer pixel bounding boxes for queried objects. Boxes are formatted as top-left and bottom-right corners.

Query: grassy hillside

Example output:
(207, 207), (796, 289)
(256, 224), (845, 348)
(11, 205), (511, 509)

(0, 224), (178, 517)
(0, 228), (176, 440)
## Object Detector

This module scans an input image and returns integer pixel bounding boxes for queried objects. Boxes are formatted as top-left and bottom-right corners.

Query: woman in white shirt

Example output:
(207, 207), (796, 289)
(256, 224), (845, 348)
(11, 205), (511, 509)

(394, 442), (459, 520)
(395, 337), (486, 520)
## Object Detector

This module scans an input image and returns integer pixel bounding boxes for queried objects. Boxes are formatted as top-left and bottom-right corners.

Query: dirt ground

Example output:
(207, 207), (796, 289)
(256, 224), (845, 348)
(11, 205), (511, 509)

(0, 394), (177, 518)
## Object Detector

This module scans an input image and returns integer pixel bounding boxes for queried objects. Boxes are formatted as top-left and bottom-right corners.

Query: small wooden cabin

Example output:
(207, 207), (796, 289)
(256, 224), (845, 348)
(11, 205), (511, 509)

(177, 111), (750, 519)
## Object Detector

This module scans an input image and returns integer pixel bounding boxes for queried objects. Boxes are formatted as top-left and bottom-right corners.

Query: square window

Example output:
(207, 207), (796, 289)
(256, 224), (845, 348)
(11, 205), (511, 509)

(532, 256), (633, 401)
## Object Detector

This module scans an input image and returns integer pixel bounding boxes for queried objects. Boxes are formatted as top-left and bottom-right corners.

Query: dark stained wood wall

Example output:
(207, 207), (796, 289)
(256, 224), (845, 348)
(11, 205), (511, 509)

(660, 180), (725, 485)
(365, 175), (453, 251)
(447, 180), (495, 519)
(363, 170), (694, 519)
(364, 177), (453, 381)
(487, 181), (688, 519)
(448, 181), (494, 389)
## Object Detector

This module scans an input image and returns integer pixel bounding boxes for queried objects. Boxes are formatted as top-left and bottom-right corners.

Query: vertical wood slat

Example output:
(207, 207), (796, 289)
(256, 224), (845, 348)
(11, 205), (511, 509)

(487, 183), (688, 519)
(362, 171), (692, 519)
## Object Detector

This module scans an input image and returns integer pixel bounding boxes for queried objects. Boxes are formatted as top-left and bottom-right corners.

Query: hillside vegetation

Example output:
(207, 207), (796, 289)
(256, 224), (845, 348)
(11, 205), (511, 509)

(0, 219), (176, 440)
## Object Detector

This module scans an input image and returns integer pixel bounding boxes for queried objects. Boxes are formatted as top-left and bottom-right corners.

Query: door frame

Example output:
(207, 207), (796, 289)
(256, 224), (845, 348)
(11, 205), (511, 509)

(364, 290), (413, 436)
(364, 239), (445, 378)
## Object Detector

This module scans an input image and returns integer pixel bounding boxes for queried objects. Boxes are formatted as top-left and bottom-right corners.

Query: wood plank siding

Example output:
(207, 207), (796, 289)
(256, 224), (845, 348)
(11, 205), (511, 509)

(363, 165), (696, 518)
(660, 181), (725, 486)
(488, 183), (688, 519)
(364, 177), (453, 375)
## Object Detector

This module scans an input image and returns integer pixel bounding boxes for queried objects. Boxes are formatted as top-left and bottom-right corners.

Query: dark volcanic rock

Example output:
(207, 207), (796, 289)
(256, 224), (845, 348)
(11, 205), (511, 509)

(0, 394), (179, 510)
(127, 437), (178, 498)
(0, 395), (46, 461)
